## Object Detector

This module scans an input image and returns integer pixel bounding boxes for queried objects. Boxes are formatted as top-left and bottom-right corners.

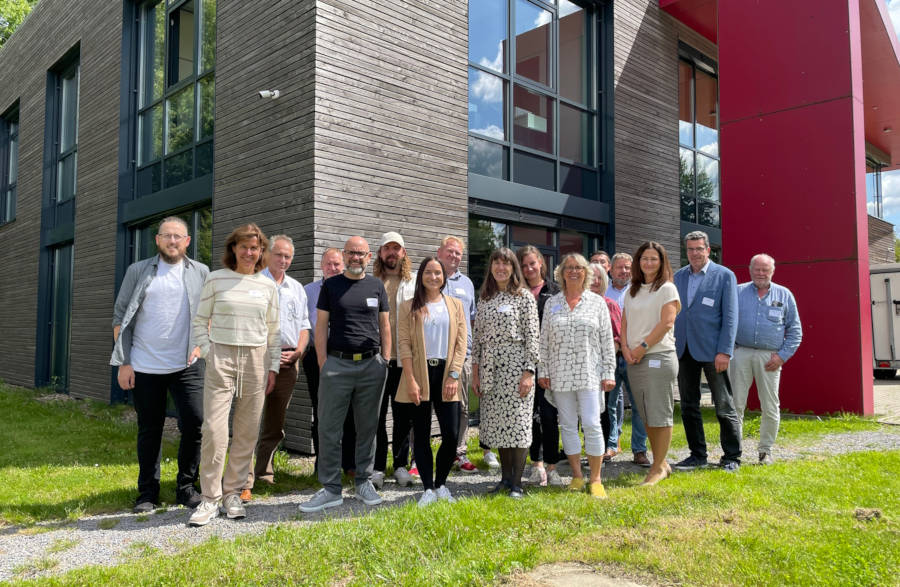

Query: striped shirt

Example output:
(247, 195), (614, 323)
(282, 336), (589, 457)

(192, 269), (281, 372)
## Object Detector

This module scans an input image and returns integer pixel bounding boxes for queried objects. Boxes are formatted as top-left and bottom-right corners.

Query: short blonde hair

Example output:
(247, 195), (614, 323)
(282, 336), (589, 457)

(554, 253), (591, 293)
(440, 235), (466, 251)
(589, 262), (608, 295)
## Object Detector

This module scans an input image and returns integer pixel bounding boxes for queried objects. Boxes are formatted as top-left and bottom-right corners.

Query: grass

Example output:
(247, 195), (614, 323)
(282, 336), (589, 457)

(44, 537), (78, 554)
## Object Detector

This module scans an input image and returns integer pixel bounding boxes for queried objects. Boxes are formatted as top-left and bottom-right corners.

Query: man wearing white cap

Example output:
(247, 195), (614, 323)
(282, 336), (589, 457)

(371, 231), (418, 488)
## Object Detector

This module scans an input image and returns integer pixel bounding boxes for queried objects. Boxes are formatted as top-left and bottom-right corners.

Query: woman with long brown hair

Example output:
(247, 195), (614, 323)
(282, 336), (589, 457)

(396, 257), (467, 506)
(472, 248), (540, 498)
(620, 241), (681, 486)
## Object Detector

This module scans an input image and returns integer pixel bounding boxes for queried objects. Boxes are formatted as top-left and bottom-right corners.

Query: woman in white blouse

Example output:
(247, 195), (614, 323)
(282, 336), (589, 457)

(396, 257), (467, 507)
(538, 253), (616, 498)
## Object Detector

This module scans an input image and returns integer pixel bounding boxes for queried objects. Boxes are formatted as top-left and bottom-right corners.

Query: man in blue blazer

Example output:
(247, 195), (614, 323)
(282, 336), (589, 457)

(673, 231), (742, 471)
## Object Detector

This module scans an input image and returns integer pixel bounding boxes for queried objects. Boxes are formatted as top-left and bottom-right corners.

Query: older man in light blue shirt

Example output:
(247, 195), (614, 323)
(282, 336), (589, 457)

(729, 253), (802, 465)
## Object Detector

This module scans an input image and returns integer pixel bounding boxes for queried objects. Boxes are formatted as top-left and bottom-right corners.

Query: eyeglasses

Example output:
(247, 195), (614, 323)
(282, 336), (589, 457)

(157, 233), (187, 242)
(686, 247), (707, 253)
(564, 266), (584, 273)
(343, 250), (369, 257)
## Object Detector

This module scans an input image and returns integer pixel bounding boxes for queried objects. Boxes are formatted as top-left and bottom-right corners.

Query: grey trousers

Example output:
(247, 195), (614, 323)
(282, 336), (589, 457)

(317, 354), (388, 493)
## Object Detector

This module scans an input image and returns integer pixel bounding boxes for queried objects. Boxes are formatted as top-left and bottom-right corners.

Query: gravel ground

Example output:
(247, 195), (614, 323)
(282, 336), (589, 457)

(3, 428), (900, 582)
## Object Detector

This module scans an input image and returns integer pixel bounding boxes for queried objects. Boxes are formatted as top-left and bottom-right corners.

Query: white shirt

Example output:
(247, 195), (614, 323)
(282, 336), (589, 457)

(131, 259), (191, 374)
(424, 298), (450, 360)
(262, 267), (311, 348)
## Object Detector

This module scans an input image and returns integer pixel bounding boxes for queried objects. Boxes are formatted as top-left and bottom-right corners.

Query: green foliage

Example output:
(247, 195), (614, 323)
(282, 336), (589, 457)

(894, 235), (900, 262)
(0, 0), (38, 49)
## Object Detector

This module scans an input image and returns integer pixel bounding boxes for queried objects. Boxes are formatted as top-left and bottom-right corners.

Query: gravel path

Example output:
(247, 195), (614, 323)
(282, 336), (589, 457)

(3, 428), (900, 582)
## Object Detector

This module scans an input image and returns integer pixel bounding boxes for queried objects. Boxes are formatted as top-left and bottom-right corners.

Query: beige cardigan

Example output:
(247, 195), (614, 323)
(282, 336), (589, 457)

(396, 295), (467, 403)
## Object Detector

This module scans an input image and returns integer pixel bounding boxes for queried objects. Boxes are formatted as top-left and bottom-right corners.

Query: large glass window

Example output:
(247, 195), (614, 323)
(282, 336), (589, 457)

(0, 104), (18, 224)
(468, 0), (602, 200)
(678, 56), (720, 229)
(137, 0), (215, 196)
(56, 63), (79, 204)
(131, 206), (212, 266)
(866, 159), (884, 219)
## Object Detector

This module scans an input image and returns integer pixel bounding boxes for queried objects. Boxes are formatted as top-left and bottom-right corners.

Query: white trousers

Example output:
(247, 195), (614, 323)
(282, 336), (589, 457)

(554, 390), (604, 457)
(729, 346), (782, 454)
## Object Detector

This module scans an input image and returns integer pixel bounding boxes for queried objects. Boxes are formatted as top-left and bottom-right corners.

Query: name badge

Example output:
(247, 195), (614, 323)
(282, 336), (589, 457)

(248, 290), (264, 298)
(498, 304), (512, 313)
(455, 287), (467, 296)
(648, 359), (661, 368)
(701, 297), (715, 307)
(366, 297), (379, 308)
(769, 309), (782, 318)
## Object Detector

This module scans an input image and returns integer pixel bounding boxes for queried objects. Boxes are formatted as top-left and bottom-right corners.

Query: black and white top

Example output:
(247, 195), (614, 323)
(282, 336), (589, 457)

(539, 290), (616, 392)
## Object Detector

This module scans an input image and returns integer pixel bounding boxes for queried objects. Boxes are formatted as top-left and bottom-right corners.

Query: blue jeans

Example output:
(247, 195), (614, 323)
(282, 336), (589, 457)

(617, 355), (647, 453)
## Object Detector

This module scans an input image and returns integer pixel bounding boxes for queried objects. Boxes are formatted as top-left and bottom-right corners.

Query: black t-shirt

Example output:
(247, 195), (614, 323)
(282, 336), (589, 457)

(317, 274), (389, 352)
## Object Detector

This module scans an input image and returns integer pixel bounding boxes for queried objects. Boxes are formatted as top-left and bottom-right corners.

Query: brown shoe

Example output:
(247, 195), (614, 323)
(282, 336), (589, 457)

(602, 448), (618, 462)
(239, 488), (252, 503)
(633, 451), (651, 467)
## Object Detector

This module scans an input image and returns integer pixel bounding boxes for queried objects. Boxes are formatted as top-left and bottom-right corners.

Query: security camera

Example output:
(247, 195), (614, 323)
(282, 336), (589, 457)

(258, 90), (281, 99)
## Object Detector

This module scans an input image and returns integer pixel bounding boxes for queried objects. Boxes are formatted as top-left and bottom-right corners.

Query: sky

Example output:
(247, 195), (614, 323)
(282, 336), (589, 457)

(876, 0), (900, 232)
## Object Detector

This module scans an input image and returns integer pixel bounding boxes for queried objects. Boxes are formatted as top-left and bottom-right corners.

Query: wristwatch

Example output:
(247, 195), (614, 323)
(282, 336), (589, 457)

(449, 371), (460, 380)
(640, 340), (649, 349)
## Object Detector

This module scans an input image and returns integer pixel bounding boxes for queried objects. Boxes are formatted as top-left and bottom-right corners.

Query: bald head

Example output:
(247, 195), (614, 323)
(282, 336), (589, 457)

(343, 236), (372, 278)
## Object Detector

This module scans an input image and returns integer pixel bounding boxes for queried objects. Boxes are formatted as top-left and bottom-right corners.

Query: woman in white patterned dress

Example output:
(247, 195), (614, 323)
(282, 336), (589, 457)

(538, 253), (616, 498)
(472, 248), (540, 498)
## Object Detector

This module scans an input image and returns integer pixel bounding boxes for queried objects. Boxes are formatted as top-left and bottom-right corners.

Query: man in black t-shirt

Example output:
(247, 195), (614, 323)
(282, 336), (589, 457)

(299, 236), (391, 513)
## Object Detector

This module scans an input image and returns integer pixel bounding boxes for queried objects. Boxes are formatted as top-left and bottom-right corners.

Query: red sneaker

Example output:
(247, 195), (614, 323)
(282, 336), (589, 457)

(408, 464), (420, 478)
(455, 455), (478, 473)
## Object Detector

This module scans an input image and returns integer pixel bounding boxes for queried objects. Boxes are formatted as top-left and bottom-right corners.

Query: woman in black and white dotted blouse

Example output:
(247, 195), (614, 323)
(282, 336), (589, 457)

(472, 248), (540, 499)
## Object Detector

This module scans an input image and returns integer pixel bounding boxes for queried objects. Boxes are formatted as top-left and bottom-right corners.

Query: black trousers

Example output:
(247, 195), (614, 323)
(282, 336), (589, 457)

(529, 384), (560, 464)
(677, 345), (742, 463)
(412, 363), (461, 490)
(375, 363), (413, 471)
(303, 350), (357, 472)
(132, 360), (204, 501)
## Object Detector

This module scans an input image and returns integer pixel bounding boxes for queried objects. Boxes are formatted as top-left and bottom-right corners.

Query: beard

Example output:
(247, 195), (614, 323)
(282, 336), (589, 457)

(347, 265), (365, 276)
(381, 256), (398, 270)
(158, 249), (183, 264)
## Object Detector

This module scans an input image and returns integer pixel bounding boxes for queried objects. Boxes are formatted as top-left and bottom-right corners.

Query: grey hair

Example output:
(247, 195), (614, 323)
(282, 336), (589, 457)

(159, 216), (189, 234)
(750, 253), (775, 269)
(684, 230), (710, 247)
(269, 234), (295, 253)
(589, 262), (609, 295)
(610, 252), (632, 265)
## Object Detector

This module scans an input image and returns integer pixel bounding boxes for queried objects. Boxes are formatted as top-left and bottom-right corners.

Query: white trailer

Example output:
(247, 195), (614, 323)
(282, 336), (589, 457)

(870, 263), (900, 378)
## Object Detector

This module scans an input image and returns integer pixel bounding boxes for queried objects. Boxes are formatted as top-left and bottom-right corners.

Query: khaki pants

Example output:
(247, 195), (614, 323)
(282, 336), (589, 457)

(247, 360), (300, 487)
(199, 342), (268, 501)
(729, 346), (782, 455)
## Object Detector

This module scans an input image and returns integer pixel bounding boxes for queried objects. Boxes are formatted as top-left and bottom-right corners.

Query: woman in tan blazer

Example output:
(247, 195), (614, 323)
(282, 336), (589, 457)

(397, 256), (467, 507)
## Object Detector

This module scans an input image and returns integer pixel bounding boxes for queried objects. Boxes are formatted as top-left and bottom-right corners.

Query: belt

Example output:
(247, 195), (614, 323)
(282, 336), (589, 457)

(427, 358), (446, 367)
(282, 347), (296, 351)
(389, 359), (399, 368)
(328, 349), (379, 361)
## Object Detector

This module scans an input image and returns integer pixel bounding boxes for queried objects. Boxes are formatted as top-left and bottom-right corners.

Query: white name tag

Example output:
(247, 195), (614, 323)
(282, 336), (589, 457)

(248, 290), (264, 298)
(366, 297), (379, 308)
(769, 309), (782, 318)
(455, 287), (467, 296)
(498, 304), (512, 313)
(701, 297), (715, 307)
(648, 359), (661, 368)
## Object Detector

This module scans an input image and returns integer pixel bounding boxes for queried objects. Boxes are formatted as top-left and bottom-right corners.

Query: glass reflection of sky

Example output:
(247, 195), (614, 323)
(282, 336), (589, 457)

(697, 125), (718, 157)
(469, 137), (505, 179)
(679, 121), (693, 147)
(696, 153), (719, 202)
(516, 0), (552, 36)
(469, 0), (507, 73)
(469, 67), (506, 139)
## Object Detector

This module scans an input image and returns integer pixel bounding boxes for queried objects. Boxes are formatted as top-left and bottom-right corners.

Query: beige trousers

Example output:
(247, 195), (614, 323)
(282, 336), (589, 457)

(199, 342), (268, 501)
(729, 346), (782, 455)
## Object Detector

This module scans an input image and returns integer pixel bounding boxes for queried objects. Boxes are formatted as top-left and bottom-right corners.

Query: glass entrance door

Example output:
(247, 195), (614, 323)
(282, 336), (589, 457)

(49, 244), (74, 392)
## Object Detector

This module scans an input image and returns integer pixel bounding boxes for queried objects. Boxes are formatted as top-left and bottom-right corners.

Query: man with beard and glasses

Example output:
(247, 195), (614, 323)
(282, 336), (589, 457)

(111, 216), (209, 513)
(299, 236), (391, 513)
(372, 232), (417, 488)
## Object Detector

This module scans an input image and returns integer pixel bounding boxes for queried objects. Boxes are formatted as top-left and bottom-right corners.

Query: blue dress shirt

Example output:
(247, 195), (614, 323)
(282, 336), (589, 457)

(735, 281), (802, 362)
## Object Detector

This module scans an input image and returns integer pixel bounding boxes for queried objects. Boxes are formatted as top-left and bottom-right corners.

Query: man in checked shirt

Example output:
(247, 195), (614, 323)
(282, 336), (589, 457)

(728, 254), (802, 465)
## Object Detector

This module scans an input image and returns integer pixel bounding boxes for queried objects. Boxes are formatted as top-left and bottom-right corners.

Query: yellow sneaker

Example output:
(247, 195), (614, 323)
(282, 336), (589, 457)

(568, 477), (586, 492)
(589, 483), (608, 499)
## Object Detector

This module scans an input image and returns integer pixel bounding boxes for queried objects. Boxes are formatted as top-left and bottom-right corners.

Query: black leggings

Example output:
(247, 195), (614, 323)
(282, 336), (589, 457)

(412, 363), (461, 490)
(529, 385), (560, 464)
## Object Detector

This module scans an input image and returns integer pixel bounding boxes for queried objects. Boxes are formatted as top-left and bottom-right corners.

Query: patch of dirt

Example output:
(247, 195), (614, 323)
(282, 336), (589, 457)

(854, 508), (882, 522)
(504, 562), (651, 587)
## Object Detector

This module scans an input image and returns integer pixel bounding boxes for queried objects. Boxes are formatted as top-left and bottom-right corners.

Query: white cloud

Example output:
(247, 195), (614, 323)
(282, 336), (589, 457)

(559, 0), (581, 19)
(878, 169), (900, 229)
(888, 0), (900, 38)
(534, 10), (552, 28)
(478, 41), (504, 74)
(470, 125), (504, 140)
(471, 47), (504, 104)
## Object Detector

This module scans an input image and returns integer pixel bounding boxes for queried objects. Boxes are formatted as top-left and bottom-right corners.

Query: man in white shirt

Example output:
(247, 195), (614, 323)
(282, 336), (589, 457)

(241, 235), (311, 501)
(111, 217), (209, 513)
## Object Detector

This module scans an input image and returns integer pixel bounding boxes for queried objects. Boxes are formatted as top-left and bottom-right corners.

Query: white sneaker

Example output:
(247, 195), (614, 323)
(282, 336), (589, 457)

(356, 480), (383, 506)
(188, 498), (219, 527)
(418, 489), (438, 507)
(528, 465), (548, 486)
(547, 469), (564, 487)
(298, 488), (343, 513)
(394, 466), (412, 487)
(435, 485), (456, 503)
(483, 451), (500, 469)
(371, 470), (385, 489)
(220, 494), (246, 519)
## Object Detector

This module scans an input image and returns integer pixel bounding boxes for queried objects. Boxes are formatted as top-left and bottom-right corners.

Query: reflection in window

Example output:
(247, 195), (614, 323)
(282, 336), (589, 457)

(515, 0), (552, 87)
(1, 106), (18, 223)
(679, 148), (695, 223)
(511, 224), (553, 246)
(468, 0), (507, 73)
(513, 149), (555, 191)
(468, 67), (506, 140)
(559, 0), (588, 104)
(559, 104), (591, 164)
(514, 85), (553, 154)
(469, 137), (508, 180)
(559, 230), (586, 255)
(695, 70), (717, 156)
(133, 205), (213, 267)
(678, 61), (693, 147)
(468, 217), (509, 291)
(696, 154), (718, 202)
(56, 63), (79, 203)
(678, 55), (719, 229)
(169, 0), (195, 86)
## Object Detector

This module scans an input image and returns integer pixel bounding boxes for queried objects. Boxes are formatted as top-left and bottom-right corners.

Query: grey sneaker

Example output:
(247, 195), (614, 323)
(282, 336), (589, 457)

(371, 470), (385, 489)
(220, 494), (246, 519)
(435, 485), (456, 503)
(547, 469), (564, 487)
(418, 489), (438, 507)
(720, 460), (740, 473)
(759, 452), (774, 465)
(355, 480), (383, 506)
(299, 488), (343, 513)
(483, 451), (500, 469)
(188, 498), (219, 527)
(673, 455), (708, 471)
(393, 466), (412, 487)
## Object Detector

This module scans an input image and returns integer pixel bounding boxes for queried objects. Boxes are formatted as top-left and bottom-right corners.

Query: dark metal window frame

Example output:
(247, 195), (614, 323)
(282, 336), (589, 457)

(0, 101), (18, 225)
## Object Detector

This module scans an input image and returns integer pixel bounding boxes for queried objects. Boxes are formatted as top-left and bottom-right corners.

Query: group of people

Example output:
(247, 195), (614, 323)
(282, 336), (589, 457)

(110, 219), (802, 526)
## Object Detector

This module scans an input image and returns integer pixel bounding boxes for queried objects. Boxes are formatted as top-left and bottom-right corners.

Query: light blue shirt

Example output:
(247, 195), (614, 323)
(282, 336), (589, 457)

(735, 281), (802, 362)
(686, 259), (710, 307)
(304, 278), (325, 336)
(446, 270), (476, 356)
(606, 282), (628, 312)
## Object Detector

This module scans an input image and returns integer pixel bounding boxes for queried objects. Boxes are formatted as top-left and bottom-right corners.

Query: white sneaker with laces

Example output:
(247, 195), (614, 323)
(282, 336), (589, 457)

(547, 469), (564, 487)
(188, 498), (219, 527)
(528, 466), (548, 486)
(371, 470), (385, 489)
(483, 451), (500, 469)
(394, 466), (412, 487)
(435, 485), (456, 502)
(418, 489), (438, 507)
(220, 494), (246, 519)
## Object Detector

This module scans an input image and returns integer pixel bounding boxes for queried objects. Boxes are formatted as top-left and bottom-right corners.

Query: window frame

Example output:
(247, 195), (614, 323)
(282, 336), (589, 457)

(0, 102), (18, 225)
(54, 61), (80, 205)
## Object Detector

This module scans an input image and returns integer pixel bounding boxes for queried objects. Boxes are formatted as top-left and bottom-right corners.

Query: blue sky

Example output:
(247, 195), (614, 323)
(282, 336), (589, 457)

(876, 0), (900, 231)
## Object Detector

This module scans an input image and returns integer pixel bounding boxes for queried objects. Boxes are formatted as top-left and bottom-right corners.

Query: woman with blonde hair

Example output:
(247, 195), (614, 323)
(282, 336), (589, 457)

(187, 223), (281, 526)
(538, 253), (616, 498)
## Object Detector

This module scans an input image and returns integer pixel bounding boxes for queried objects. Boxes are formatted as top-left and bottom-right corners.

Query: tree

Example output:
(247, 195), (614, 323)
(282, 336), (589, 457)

(0, 0), (38, 50)
(894, 235), (900, 262)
